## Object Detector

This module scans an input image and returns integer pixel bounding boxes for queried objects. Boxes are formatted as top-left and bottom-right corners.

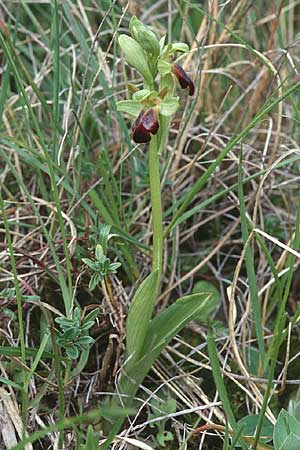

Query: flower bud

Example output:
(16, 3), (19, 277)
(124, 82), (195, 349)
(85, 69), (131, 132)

(130, 16), (160, 57)
(118, 35), (153, 85)
(132, 109), (159, 143)
(172, 64), (195, 96)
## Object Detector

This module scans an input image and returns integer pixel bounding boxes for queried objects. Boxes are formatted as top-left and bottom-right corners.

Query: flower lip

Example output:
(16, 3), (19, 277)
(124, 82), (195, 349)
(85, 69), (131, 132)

(132, 109), (159, 144)
(172, 63), (195, 96)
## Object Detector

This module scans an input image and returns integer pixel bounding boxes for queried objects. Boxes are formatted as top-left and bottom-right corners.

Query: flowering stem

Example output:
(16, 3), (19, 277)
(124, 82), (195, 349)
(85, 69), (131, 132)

(149, 133), (163, 275)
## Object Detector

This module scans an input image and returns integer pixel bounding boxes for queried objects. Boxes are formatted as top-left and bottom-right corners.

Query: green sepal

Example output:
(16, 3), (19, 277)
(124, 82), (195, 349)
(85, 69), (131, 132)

(159, 73), (174, 97)
(132, 89), (151, 102)
(116, 100), (143, 117)
(160, 97), (179, 116)
(157, 59), (172, 76)
(171, 43), (189, 53)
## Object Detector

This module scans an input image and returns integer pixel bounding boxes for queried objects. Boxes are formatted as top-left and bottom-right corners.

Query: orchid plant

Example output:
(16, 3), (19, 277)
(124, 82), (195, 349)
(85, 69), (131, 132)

(117, 16), (194, 276)
(100, 19), (207, 450)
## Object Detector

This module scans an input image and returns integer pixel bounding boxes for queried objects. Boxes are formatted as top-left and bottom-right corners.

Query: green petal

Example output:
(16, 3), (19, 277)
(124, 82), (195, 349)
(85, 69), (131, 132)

(157, 59), (172, 77)
(171, 42), (189, 53)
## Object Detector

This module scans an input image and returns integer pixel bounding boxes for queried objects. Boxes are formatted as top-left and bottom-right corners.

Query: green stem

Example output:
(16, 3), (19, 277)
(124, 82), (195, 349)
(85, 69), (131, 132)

(148, 134), (163, 275)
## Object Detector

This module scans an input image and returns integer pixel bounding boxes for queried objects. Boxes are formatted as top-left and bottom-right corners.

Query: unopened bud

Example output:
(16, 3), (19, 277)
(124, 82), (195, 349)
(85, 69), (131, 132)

(118, 34), (153, 85)
(130, 16), (160, 57)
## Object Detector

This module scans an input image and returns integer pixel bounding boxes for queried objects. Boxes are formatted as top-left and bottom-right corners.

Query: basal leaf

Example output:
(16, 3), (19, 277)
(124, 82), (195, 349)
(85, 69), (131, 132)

(126, 270), (159, 362)
(273, 410), (300, 450)
(118, 292), (210, 407)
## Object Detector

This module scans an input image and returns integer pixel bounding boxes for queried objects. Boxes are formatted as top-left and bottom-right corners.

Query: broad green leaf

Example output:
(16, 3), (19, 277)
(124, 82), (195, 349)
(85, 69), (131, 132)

(118, 292), (211, 406)
(273, 410), (300, 450)
(116, 100), (143, 117)
(143, 293), (211, 359)
(192, 280), (221, 322)
(118, 35), (153, 85)
(126, 270), (159, 361)
(236, 415), (273, 446)
(279, 434), (300, 450)
(288, 386), (300, 422)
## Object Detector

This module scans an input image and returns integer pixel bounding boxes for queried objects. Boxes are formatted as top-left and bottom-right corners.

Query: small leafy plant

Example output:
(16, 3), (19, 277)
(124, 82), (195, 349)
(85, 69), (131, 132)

(82, 223), (121, 291)
(55, 307), (99, 359)
(149, 396), (177, 447)
(82, 243), (121, 291)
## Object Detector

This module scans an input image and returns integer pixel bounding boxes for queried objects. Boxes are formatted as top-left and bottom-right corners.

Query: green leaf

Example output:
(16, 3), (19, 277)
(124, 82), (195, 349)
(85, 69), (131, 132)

(126, 270), (160, 362)
(61, 327), (78, 341)
(85, 425), (98, 450)
(118, 35), (153, 85)
(109, 262), (122, 272)
(83, 308), (100, 324)
(274, 410), (300, 450)
(98, 224), (112, 254)
(82, 258), (98, 271)
(288, 386), (300, 422)
(192, 280), (221, 322)
(76, 336), (94, 346)
(236, 415), (273, 446)
(159, 97), (179, 116)
(66, 346), (79, 359)
(142, 292), (211, 366)
(0, 346), (66, 361)
(279, 434), (300, 450)
(0, 376), (22, 390)
(71, 348), (91, 379)
(157, 430), (174, 447)
(89, 272), (102, 291)
(116, 100), (143, 117)
(95, 244), (104, 261)
(119, 292), (211, 408)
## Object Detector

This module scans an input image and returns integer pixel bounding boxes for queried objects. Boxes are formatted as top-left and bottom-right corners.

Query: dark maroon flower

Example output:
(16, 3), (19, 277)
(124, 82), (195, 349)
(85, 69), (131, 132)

(132, 109), (159, 143)
(172, 63), (195, 96)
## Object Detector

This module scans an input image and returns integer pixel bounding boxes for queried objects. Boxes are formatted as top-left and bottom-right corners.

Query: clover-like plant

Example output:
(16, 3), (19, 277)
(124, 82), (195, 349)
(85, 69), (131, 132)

(82, 224), (121, 291)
